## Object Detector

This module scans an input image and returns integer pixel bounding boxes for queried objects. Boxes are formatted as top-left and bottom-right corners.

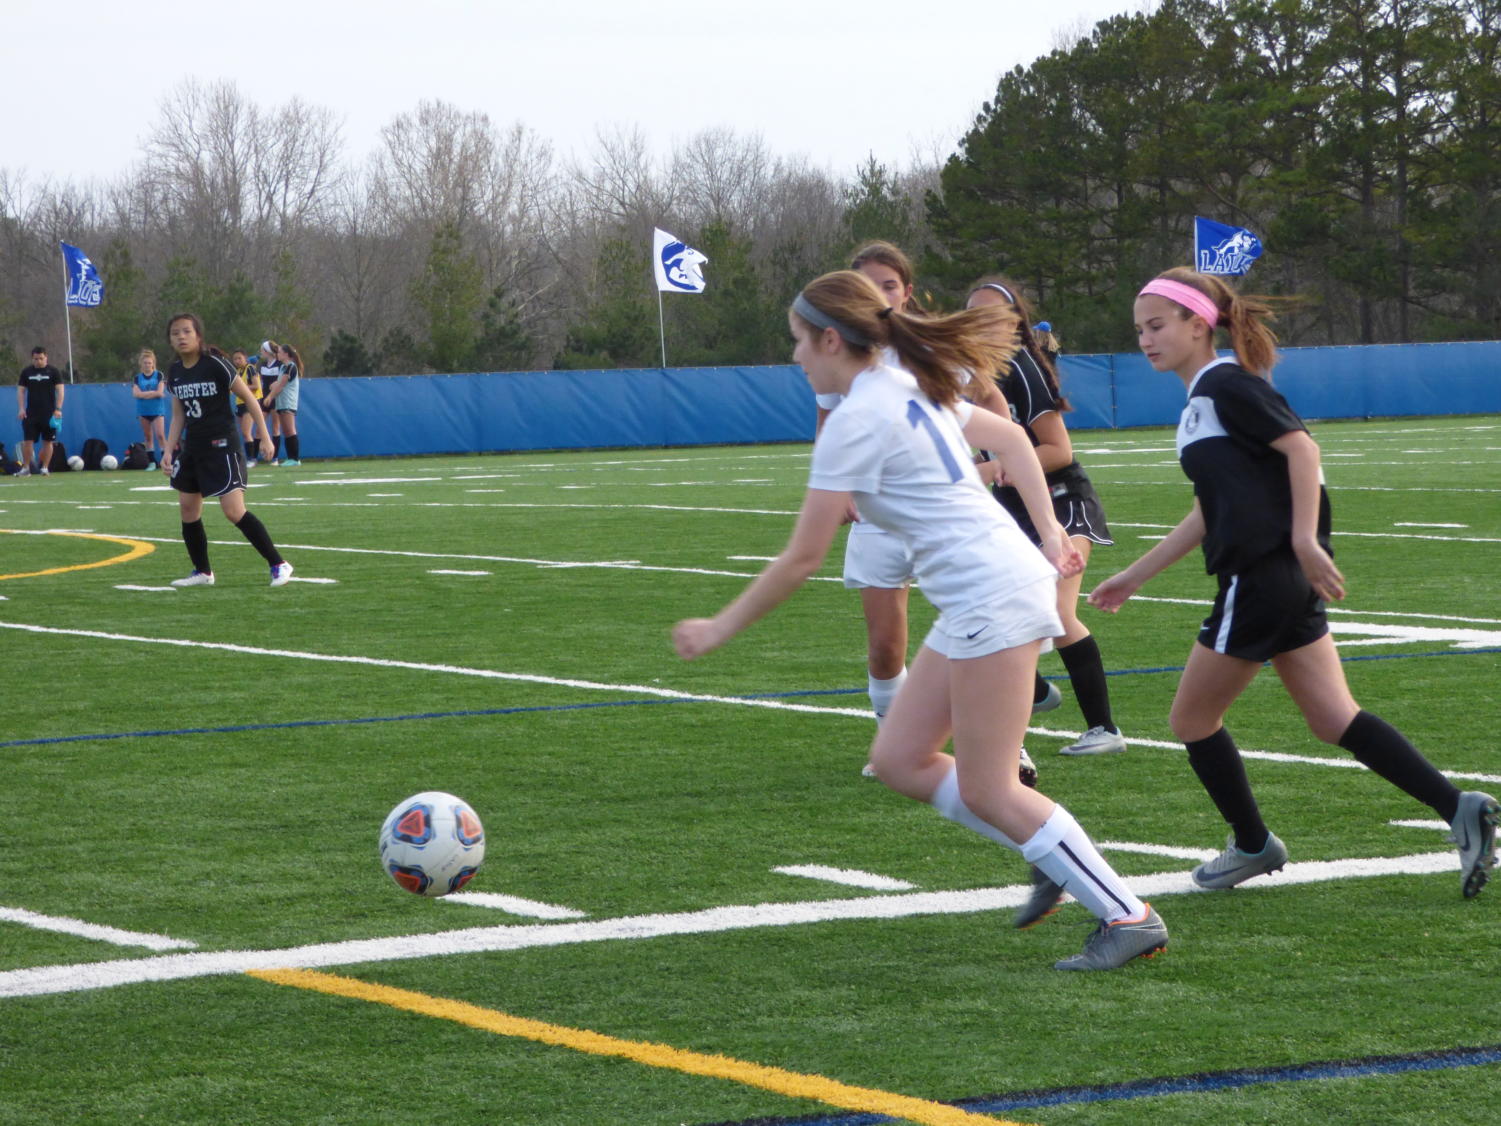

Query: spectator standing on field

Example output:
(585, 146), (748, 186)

(256, 340), (283, 463)
(132, 349), (168, 468)
(16, 346), (64, 477)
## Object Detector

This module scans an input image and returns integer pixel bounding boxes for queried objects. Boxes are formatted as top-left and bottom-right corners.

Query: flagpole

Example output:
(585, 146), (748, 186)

(657, 288), (667, 368)
(60, 245), (75, 383)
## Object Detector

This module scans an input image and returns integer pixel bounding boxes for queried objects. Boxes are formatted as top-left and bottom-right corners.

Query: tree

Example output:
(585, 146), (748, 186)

(323, 329), (375, 376)
(409, 221), (484, 372)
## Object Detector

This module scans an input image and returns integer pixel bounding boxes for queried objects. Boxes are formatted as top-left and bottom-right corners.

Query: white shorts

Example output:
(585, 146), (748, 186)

(922, 575), (1063, 659)
(842, 526), (915, 590)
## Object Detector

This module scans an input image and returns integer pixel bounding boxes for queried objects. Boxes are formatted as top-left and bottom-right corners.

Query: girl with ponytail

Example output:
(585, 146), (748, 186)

(1090, 267), (1497, 899)
(674, 269), (1171, 971)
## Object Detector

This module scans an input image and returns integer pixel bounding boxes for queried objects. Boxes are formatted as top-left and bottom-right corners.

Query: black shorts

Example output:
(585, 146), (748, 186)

(21, 415), (54, 442)
(1197, 547), (1329, 661)
(171, 443), (247, 498)
(996, 478), (1114, 547)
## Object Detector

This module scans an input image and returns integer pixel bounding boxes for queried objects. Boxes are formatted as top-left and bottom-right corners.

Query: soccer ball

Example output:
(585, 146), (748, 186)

(67, 455), (83, 471)
(100, 454), (119, 470)
(378, 791), (485, 897)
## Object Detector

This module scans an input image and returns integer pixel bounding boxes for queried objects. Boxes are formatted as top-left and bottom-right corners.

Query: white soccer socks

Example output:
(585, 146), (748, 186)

(929, 767), (1021, 849)
(868, 668), (907, 724)
(1021, 805), (1145, 924)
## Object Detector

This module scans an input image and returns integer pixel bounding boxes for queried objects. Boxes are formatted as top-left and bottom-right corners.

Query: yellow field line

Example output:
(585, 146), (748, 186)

(0, 529), (155, 580)
(248, 969), (1030, 1126)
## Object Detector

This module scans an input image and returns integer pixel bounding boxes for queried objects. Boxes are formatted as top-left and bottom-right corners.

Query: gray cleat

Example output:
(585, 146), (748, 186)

(1014, 866), (1065, 929)
(1449, 791), (1499, 899)
(1033, 680), (1062, 714)
(1054, 905), (1168, 970)
(1192, 832), (1289, 889)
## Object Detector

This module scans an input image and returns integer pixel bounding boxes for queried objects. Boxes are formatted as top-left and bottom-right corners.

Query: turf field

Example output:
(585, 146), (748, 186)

(1, 415), (1498, 1125)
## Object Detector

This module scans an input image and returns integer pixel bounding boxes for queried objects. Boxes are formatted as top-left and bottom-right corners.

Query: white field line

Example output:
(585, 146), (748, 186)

(772, 866), (918, 891)
(1095, 841), (1219, 862)
(0, 906), (196, 952)
(442, 892), (588, 919)
(0, 851), (1465, 1000)
(0, 621), (870, 721)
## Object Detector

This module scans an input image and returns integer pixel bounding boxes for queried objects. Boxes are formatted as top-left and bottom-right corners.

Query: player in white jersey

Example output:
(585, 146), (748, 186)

(675, 270), (1169, 970)
(826, 243), (1041, 789)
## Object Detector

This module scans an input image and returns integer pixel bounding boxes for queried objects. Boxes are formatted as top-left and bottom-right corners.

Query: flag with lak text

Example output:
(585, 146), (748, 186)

(1193, 217), (1262, 276)
(61, 242), (104, 306)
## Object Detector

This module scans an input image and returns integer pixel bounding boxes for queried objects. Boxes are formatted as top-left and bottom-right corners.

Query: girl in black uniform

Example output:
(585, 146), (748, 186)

(967, 279), (1124, 758)
(1090, 267), (1497, 898)
(163, 313), (294, 588)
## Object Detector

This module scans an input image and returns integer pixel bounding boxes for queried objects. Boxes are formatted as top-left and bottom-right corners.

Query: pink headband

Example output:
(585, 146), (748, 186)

(1138, 278), (1220, 326)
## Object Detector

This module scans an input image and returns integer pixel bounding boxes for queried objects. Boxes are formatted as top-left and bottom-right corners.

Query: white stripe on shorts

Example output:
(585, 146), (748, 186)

(1213, 575), (1239, 653)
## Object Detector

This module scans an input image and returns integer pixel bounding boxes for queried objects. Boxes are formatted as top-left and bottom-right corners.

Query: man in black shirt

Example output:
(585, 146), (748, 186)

(16, 346), (64, 476)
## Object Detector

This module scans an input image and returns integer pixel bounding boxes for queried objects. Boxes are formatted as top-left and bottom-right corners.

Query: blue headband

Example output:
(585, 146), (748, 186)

(793, 293), (872, 348)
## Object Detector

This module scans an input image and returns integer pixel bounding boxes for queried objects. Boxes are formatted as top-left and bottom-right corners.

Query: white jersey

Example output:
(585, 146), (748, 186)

(808, 362), (1054, 617)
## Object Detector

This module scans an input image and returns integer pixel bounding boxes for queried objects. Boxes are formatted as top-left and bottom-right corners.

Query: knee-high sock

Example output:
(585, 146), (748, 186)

(182, 519), (211, 573)
(929, 766), (1020, 850)
(232, 509), (284, 566)
(1186, 727), (1268, 853)
(1021, 805), (1145, 923)
(868, 669), (907, 725)
(1058, 634), (1116, 732)
(284, 434), (300, 460)
(1340, 710), (1460, 822)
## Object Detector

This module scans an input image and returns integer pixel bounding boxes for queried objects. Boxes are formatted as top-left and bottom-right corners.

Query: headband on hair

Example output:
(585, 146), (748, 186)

(793, 293), (872, 347)
(1138, 278), (1220, 326)
(975, 282), (1015, 305)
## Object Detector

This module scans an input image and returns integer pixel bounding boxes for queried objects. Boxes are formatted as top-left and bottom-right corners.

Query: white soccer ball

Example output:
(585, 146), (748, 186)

(67, 455), (83, 471)
(378, 791), (486, 897)
(100, 454), (119, 470)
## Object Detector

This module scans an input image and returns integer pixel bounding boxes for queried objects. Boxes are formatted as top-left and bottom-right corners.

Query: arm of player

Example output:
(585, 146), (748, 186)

(961, 404), (1082, 578)
(1272, 428), (1345, 601)
(674, 487), (848, 660)
(1088, 501), (1207, 612)
(162, 396), (185, 474)
(230, 376), (275, 461)
(1026, 410), (1073, 473)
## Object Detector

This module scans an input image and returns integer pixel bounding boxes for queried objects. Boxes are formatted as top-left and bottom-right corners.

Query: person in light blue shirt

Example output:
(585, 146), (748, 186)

(131, 349), (167, 467)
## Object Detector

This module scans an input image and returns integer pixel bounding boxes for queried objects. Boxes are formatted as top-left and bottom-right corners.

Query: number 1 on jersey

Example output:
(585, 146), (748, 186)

(905, 399), (963, 483)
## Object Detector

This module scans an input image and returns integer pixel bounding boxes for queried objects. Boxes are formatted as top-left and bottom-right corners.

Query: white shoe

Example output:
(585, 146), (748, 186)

(38, 467), (49, 476)
(171, 571), (215, 587)
(1018, 746), (1038, 788)
(15, 467), (30, 477)
(1059, 726), (1128, 756)
(860, 762), (879, 779)
(245, 459), (258, 468)
(269, 562), (294, 587)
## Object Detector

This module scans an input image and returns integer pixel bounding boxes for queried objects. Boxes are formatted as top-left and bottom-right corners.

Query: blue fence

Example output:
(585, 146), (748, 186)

(38, 340), (1501, 462)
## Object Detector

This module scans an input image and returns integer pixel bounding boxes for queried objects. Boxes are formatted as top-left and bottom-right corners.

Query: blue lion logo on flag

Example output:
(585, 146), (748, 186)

(660, 240), (707, 292)
(1194, 217), (1263, 276)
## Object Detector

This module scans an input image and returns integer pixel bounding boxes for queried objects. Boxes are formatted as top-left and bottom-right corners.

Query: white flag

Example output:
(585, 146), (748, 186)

(653, 228), (708, 293)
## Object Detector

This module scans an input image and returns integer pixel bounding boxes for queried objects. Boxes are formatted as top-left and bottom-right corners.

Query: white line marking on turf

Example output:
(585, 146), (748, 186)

(772, 866), (918, 891)
(288, 576), (337, 584)
(0, 621), (872, 720)
(1390, 819), (1449, 831)
(114, 585), (176, 592)
(442, 892), (589, 919)
(429, 569), (492, 576)
(1396, 522), (1467, 528)
(1097, 841), (1219, 862)
(0, 906), (197, 951)
(0, 851), (1467, 998)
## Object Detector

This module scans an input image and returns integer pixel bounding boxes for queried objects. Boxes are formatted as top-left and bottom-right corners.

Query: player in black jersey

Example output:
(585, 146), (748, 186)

(163, 313), (294, 588)
(1089, 266), (1497, 899)
(967, 279), (1124, 760)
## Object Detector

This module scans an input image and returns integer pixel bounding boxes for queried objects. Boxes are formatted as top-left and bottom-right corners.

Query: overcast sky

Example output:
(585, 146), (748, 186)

(6, 0), (1145, 185)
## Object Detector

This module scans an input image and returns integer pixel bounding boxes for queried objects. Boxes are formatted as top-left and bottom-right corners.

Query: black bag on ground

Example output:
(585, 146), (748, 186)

(47, 442), (69, 471)
(0, 443), (20, 475)
(122, 442), (151, 470)
(81, 438), (109, 470)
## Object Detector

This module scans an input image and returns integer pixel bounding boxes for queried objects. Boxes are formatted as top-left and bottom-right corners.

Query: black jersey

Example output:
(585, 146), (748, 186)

(1177, 359), (1332, 574)
(18, 365), (63, 416)
(168, 353), (241, 453)
(994, 347), (1093, 520)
